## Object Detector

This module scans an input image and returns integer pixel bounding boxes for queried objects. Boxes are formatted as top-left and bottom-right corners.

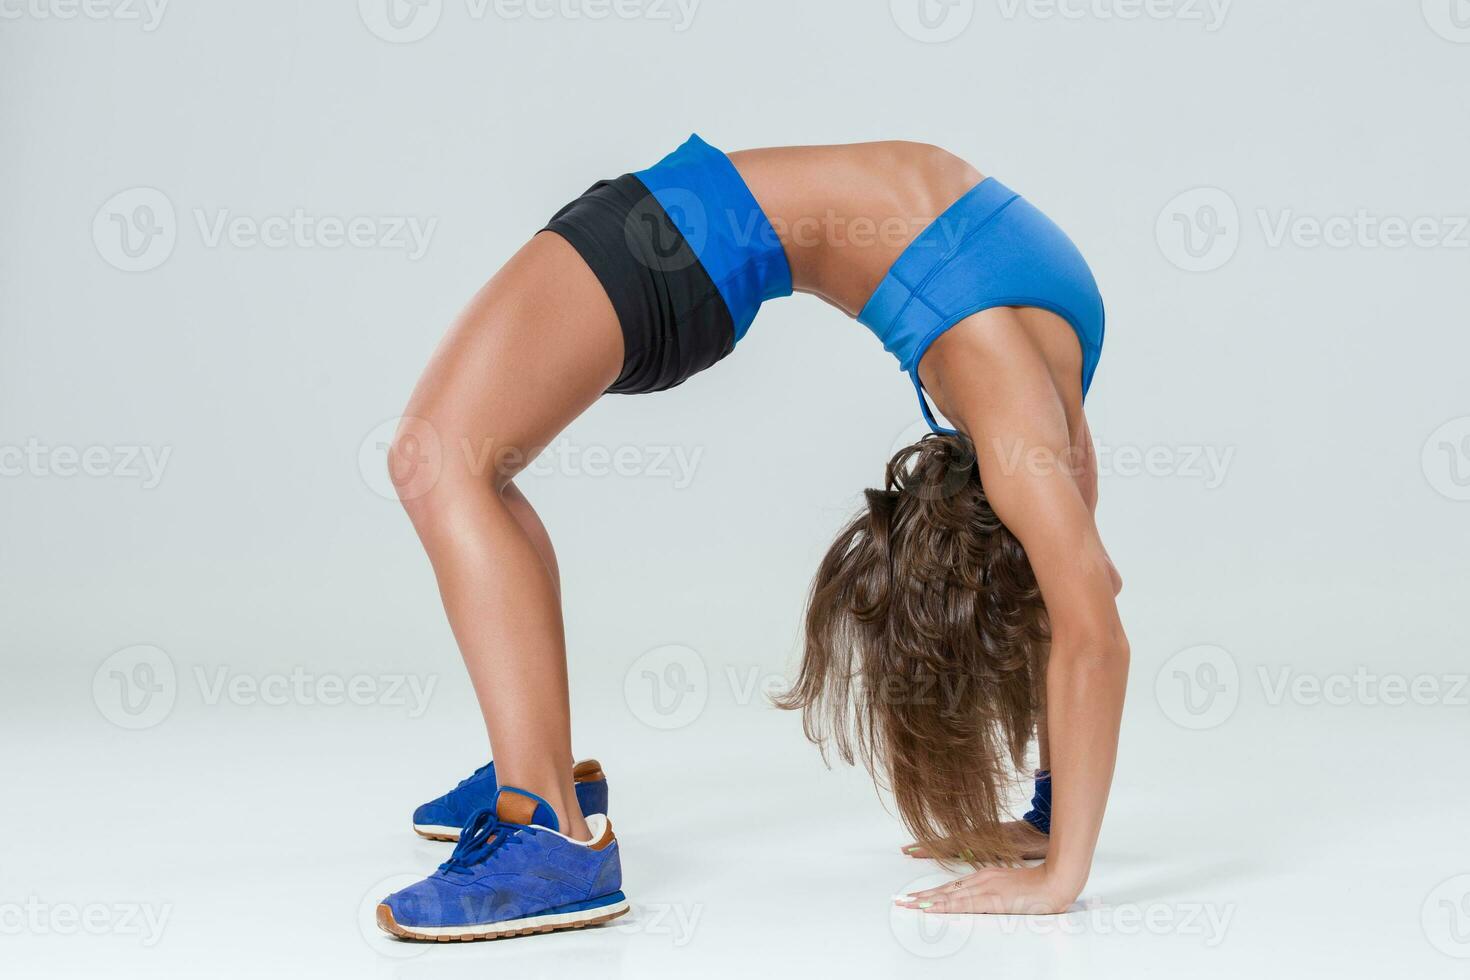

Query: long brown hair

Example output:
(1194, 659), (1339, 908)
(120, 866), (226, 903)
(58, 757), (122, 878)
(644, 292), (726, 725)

(776, 433), (1049, 865)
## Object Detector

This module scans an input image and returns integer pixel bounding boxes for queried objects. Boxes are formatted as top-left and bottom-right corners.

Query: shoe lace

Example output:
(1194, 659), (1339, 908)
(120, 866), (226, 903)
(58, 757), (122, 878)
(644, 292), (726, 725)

(437, 808), (527, 875)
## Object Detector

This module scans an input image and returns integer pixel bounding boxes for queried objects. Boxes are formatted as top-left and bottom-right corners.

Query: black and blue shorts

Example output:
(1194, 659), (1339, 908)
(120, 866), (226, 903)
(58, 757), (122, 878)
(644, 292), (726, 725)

(543, 134), (792, 394)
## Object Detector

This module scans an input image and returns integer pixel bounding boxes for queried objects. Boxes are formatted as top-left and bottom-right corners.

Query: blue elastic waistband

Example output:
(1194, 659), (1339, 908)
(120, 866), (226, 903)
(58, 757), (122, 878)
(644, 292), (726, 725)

(634, 134), (793, 341)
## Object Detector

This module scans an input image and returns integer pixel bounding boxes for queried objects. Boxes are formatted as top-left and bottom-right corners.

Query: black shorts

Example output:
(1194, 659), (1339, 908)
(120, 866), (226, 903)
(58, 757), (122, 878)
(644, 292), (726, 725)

(541, 134), (792, 395)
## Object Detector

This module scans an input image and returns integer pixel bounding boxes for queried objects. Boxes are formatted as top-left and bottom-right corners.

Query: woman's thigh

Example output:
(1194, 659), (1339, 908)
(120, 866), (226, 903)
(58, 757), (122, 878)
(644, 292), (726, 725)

(400, 230), (625, 494)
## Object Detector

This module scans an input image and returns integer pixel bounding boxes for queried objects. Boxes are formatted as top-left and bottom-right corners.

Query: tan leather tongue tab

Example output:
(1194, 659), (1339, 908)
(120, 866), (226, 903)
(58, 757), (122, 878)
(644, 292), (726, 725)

(496, 790), (538, 826)
(572, 759), (604, 782)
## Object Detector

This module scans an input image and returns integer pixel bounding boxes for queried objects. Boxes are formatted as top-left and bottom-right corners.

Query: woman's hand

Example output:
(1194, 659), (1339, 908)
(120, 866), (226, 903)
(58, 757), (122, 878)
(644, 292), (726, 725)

(894, 864), (1079, 915)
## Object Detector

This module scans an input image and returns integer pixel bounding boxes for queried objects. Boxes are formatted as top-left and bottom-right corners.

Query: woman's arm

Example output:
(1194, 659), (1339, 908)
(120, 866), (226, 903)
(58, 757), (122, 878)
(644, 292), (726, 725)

(899, 314), (1129, 914)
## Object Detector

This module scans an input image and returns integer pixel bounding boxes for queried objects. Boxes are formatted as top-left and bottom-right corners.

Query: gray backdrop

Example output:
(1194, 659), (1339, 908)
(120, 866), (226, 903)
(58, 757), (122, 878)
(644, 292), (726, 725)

(3, 1), (1468, 977)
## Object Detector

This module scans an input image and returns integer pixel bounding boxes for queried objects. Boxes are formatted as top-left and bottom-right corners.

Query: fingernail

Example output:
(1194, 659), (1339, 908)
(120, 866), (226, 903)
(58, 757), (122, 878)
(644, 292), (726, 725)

(917, 901), (933, 909)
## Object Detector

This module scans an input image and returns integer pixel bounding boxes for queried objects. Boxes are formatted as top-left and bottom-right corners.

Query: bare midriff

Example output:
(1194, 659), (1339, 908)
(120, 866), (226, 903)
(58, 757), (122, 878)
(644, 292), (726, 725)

(727, 141), (985, 318)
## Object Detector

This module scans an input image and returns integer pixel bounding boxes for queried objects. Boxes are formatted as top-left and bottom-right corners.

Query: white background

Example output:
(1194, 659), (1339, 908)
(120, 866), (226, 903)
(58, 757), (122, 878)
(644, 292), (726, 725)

(3, 0), (1469, 976)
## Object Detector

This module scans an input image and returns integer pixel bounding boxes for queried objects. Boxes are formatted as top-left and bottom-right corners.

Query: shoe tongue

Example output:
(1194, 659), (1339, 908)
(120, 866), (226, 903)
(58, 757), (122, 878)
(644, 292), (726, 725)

(495, 787), (559, 832)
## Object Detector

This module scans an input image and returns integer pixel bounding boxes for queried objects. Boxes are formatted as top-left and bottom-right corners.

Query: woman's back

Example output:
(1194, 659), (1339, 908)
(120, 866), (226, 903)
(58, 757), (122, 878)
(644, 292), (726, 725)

(728, 140), (985, 315)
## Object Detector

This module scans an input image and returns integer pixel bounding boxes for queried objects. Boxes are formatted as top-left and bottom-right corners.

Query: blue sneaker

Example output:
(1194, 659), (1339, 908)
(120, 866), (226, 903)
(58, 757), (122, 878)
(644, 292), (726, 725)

(379, 786), (628, 941)
(413, 759), (609, 841)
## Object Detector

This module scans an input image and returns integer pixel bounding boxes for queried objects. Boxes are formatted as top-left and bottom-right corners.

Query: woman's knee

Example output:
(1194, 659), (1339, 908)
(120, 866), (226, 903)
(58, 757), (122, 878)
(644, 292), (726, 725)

(387, 413), (526, 531)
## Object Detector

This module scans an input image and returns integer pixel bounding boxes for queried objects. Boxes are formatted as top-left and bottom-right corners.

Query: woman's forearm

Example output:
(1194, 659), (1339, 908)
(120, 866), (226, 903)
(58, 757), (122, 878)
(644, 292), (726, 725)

(1043, 636), (1129, 899)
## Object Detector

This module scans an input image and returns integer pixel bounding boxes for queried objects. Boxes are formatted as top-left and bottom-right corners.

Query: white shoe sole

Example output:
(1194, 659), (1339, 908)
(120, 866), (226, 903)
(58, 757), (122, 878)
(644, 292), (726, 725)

(377, 896), (629, 941)
(412, 823), (461, 841)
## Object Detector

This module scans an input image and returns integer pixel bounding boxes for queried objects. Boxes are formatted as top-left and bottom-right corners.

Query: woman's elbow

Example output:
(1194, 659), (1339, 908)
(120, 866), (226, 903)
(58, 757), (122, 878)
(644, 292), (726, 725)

(1051, 626), (1130, 671)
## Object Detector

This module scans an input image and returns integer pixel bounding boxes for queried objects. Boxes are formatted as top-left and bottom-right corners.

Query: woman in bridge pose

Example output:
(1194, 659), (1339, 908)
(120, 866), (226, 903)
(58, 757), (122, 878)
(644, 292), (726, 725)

(376, 135), (1128, 941)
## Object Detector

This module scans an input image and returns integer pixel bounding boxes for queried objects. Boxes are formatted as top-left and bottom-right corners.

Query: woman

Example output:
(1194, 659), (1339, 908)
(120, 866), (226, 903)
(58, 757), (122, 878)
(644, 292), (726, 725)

(376, 135), (1129, 941)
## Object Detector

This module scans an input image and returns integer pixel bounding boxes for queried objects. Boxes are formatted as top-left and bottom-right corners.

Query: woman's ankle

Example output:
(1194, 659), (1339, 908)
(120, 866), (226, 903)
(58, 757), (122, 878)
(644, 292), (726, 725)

(498, 771), (588, 838)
